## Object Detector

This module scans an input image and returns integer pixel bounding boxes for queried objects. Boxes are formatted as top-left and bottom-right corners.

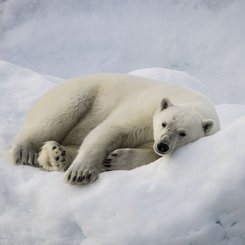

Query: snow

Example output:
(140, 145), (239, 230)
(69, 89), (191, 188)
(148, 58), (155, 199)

(0, 1), (245, 244)
(1, 61), (245, 245)
(1, 0), (245, 103)
(129, 68), (207, 95)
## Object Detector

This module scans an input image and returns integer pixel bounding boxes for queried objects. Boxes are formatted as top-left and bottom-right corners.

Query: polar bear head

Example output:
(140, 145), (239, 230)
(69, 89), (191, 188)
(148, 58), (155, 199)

(153, 98), (215, 156)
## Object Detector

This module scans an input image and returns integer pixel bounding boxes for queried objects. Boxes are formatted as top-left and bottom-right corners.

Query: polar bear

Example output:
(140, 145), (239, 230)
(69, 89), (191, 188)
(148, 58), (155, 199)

(11, 73), (220, 184)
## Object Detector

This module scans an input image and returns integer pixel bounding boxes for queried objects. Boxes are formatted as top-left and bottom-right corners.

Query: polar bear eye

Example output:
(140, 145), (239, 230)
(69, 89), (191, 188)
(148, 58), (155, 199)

(162, 123), (167, 128)
(179, 131), (186, 137)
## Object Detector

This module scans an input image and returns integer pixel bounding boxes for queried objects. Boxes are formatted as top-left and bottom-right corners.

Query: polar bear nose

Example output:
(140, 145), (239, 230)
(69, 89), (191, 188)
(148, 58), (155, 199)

(157, 142), (169, 153)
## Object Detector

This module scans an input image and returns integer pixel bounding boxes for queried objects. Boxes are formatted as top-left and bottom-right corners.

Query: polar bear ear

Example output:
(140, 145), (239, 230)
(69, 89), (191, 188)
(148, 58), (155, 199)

(160, 98), (172, 111)
(202, 119), (215, 135)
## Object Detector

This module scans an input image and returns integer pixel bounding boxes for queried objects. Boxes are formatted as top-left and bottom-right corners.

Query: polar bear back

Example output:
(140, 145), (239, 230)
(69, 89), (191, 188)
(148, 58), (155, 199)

(67, 74), (219, 130)
(58, 73), (218, 124)
(19, 73), (219, 146)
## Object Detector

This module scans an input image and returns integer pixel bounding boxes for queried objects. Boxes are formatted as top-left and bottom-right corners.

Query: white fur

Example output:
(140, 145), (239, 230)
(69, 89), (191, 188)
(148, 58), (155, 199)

(11, 73), (220, 184)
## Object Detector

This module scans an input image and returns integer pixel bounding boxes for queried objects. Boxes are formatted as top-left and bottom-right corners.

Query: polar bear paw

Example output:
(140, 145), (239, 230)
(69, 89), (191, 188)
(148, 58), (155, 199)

(37, 141), (69, 172)
(12, 142), (39, 166)
(65, 161), (99, 185)
(102, 149), (133, 171)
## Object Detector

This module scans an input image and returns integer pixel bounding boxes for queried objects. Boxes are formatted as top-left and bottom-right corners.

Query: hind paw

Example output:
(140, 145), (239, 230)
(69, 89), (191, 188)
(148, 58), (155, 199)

(12, 142), (39, 167)
(37, 141), (69, 171)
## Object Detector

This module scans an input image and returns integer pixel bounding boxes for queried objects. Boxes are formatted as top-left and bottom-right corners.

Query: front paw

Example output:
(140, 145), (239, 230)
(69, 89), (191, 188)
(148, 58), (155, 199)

(102, 149), (131, 171)
(65, 162), (99, 185)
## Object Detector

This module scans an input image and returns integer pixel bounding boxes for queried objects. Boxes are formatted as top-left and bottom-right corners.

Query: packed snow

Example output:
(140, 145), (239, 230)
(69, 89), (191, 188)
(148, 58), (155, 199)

(0, 1), (245, 244)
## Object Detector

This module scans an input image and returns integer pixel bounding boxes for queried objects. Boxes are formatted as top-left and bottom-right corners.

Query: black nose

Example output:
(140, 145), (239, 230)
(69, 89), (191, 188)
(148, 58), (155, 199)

(157, 143), (169, 153)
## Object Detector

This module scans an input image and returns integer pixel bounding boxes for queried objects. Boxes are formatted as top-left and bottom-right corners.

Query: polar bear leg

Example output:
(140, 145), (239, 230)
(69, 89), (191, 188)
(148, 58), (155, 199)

(64, 122), (125, 185)
(13, 86), (96, 166)
(102, 148), (160, 171)
(64, 123), (156, 185)
(37, 141), (78, 172)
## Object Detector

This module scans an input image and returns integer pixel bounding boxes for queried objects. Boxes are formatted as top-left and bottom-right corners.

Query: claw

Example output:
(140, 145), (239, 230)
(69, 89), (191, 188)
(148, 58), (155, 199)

(67, 172), (72, 182)
(72, 175), (77, 182)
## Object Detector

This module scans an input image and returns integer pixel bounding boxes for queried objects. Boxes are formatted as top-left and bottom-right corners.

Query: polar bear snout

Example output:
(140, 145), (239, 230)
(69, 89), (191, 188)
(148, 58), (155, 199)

(153, 132), (178, 156)
(154, 138), (172, 156)
(156, 142), (169, 154)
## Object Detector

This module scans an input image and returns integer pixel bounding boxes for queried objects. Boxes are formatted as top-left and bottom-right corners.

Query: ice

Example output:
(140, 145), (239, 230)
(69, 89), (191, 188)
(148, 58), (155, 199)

(0, 61), (244, 245)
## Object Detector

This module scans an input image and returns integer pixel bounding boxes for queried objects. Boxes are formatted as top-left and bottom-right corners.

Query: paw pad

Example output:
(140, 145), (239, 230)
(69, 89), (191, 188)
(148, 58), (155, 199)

(38, 141), (68, 171)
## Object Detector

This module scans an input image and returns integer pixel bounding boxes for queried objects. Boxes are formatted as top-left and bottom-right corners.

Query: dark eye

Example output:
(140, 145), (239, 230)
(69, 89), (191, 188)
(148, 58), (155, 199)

(162, 123), (167, 128)
(179, 131), (186, 137)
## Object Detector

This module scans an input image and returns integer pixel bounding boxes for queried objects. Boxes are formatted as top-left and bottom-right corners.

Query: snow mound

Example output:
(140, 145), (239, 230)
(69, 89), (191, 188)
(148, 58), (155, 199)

(129, 67), (207, 94)
(0, 60), (63, 145)
(0, 62), (245, 245)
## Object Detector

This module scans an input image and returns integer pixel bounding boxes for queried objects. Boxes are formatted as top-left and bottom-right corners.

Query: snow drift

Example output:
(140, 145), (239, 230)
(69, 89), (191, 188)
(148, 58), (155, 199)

(0, 61), (245, 245)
